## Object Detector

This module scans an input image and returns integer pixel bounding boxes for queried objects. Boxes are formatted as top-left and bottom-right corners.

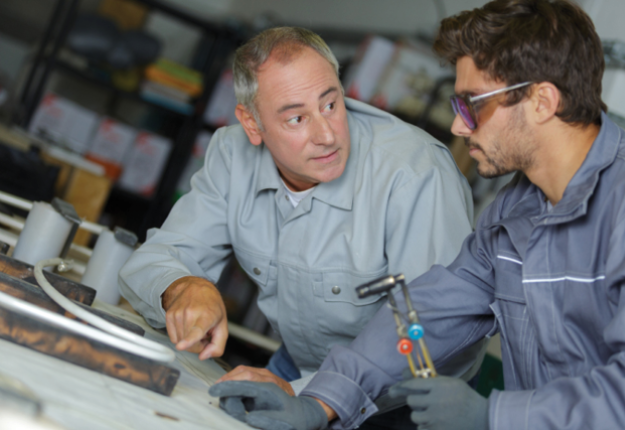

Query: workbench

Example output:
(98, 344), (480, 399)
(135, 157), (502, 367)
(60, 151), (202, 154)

(1, 299), (252, 430)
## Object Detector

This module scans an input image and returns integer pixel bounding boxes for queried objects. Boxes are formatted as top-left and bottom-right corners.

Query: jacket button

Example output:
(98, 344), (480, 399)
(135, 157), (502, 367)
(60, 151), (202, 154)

(332, 286), (341, 295)
(253, 267), (261, 275)
(285, 195), (289, 201)
(361, 408), (366, 414)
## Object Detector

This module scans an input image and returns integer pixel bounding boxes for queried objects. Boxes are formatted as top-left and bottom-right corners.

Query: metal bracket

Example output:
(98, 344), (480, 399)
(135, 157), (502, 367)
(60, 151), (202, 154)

(51, 197), (80, 259)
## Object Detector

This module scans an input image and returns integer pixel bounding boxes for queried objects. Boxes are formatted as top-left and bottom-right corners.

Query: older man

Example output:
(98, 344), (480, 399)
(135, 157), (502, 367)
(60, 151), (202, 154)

(119, 27), (473, 400)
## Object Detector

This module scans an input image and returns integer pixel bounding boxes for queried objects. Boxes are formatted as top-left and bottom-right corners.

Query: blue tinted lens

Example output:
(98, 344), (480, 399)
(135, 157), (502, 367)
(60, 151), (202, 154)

(450, 96), (476, 130)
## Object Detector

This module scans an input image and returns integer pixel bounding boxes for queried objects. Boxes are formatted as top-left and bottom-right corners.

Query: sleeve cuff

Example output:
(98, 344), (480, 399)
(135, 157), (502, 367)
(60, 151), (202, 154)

(489, 388), (535, 430)
(148, 271), (195, 321)
(300, 371), (378, 430)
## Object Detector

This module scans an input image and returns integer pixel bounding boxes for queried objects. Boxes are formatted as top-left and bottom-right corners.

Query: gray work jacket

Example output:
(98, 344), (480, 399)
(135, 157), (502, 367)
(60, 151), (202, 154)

(118, 98), (473, 374)
(302, 113), (625, 429)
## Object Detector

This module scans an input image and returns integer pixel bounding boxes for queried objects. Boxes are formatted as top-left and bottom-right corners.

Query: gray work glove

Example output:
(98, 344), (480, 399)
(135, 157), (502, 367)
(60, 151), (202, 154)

(389, 375), (489, 430)
(209, 381), (328, 430)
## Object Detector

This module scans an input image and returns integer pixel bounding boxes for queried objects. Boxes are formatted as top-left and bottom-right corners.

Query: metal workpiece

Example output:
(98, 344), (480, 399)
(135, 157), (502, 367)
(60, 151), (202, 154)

(355, 273), (437, 379)
(81, 229), (138, 305)
(12, 201), (75, 266)
(51, 198), (81, 260)
(113, 227), (138, 248)
(356, 274), (404, 298)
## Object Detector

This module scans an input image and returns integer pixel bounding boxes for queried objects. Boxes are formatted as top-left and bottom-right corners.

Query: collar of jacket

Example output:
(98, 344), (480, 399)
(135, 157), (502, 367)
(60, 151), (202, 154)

(504, 112), (622, 226)
(253, 107), (360, 211)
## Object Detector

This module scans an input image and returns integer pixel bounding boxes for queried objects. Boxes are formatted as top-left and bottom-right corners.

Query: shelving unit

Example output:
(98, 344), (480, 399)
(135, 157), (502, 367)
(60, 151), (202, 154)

(17, 0), (242, 240)
(54, 60), (193, 117)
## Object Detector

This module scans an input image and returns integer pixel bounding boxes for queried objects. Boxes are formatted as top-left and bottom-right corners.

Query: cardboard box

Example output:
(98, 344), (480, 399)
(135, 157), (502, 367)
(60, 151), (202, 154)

(29, 93), (72, 143)
(371, 40), (452, 112)
(86, 117), (137, 179)
(118, 132), (171, 197)
(41, 147), (112, 246)
(175, 131), (212, 198)
(204, 68), (239, 128)
(98, 0), (148, 30)
(343, 36), (396, 103)
(29, 93), (99, 155)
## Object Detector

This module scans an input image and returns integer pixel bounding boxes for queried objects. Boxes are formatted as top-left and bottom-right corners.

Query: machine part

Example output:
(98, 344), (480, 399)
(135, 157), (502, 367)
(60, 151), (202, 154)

(81, 229), (137, 305)
(408, 323), (424, 340)
(12, 202), (74, 266)
(355, 274), (397, 298)
(397, 338), (413, 355)
(0, 191), (106, 236)
(31, 258), (175, 362)
(0, 241), (9, 255)
(114, 227), (138, 248)
(51, 198), (81, 260)
(356, 274), (437, 379)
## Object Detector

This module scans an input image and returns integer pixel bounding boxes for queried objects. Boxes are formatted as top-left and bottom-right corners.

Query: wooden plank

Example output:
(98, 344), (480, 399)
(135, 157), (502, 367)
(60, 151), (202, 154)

(0, 254), (96, 305)
(0, 272), (144, 336)
(0, 305), (180, 396)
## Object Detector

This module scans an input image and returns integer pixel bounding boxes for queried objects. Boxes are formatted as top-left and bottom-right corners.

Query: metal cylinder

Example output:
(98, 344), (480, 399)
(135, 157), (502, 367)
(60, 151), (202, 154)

(12, 202), (73, 266)
(81, 229), (136, 305)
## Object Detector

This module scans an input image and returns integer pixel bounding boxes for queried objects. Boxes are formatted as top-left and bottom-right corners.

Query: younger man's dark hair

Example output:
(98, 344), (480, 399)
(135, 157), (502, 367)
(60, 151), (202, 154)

(434, 0), (606, 126)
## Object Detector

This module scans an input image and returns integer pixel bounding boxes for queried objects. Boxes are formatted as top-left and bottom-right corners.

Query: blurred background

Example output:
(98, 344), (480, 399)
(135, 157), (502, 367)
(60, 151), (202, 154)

(0, 0), (624, 392)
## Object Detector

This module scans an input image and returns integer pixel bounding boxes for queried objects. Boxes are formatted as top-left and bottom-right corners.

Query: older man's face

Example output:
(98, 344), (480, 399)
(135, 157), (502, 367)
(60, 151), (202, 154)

(252, 46), (350, 191)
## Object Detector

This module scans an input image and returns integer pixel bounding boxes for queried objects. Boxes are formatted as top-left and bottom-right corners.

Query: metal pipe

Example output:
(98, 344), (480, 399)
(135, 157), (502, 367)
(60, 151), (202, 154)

(0, 191), (32, 211)
(0, 213), (24, 231)
(0, 191), (106, 235)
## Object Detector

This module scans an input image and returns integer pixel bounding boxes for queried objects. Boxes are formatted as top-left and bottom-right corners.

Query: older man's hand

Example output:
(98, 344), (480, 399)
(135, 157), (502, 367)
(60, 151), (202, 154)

(216, 365), (295, 396)
(389, 375), (489, 430)
(209, 381), (328, 430)
(162, 276), (228, 360)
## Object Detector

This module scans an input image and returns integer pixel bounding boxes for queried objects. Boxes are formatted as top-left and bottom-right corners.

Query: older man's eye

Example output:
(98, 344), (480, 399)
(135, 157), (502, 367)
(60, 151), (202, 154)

(323, 102), (335, 112)
(287, 116), (303, 125)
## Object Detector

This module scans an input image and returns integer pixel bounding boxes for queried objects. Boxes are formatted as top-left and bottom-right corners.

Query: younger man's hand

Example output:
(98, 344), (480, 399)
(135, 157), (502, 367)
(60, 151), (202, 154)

(389, 375), (489, 430)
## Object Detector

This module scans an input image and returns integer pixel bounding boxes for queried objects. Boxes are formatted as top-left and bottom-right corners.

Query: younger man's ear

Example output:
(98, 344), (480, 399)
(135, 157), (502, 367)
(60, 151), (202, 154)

(235, 104), (263, 146)
(530, 82), (560, 125)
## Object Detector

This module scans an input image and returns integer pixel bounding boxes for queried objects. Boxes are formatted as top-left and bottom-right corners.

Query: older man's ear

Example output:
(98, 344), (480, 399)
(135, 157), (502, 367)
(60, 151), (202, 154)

(236, 104), (263, 146)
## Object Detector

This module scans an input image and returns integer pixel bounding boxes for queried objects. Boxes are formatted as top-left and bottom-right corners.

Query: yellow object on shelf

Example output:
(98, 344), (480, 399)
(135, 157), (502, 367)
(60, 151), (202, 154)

(98, 0), (148, 30)
(145, 59), (203, 97)
(112, 67), (141, 92)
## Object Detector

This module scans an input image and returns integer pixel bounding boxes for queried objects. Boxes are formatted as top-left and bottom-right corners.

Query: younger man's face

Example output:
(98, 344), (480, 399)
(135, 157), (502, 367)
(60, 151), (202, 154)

(451, 56), (537, 178)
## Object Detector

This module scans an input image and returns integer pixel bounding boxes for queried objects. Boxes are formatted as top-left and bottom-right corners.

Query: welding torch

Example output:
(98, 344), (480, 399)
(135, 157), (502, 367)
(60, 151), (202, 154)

(356, 274), (437, 379)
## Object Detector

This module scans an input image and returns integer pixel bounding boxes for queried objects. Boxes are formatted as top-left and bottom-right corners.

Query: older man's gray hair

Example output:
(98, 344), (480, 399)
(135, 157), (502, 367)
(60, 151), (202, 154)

(233, 27), (341, 127)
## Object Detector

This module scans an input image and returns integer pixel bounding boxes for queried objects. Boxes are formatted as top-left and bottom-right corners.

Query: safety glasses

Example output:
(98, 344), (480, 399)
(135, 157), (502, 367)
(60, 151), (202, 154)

(450, 81), (533, 130)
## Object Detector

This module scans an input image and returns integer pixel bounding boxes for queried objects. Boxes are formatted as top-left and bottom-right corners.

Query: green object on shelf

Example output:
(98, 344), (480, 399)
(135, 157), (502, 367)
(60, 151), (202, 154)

(154, 58), (203, 85)
(476, 353), (504, 398)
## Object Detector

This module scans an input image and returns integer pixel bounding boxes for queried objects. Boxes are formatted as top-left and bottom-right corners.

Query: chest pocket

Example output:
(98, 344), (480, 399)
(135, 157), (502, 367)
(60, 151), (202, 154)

(234, 250), (279, 331)
(235, 250), (272, 286)
(312, 267), (388, 342)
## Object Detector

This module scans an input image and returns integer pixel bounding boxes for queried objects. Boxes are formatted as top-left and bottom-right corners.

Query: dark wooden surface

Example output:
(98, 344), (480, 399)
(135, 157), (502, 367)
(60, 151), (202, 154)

(0, 254), (180, 396)
(0, 254), (96, 305)
(0, 272), (144, 336)
(0, 305), (180, 396)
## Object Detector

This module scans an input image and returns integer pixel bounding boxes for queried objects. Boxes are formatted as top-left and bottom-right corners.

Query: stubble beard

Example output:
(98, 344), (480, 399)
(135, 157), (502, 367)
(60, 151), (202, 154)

(466, 106), (536, 179)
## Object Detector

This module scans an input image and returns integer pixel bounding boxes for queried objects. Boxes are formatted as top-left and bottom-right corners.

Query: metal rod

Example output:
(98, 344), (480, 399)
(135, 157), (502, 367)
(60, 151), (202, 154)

(418, 338), (437, 377)
(407, 353), (418, 378)
(0, 191), (106, 235)
(387, 292), (407, 337)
